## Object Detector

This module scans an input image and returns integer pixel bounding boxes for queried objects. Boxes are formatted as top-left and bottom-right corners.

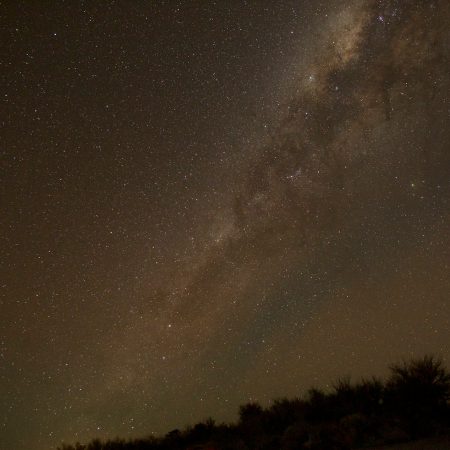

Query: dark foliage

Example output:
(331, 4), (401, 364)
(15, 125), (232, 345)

(385, 355), (450, 439)
(58, 356), (450, 450)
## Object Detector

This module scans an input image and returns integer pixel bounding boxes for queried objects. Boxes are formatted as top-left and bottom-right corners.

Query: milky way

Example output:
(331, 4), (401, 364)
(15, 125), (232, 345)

(1, 1), (449, 449)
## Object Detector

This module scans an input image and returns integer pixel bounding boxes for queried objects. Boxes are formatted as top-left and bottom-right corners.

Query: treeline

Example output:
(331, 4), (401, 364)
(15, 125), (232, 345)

(58, 355), (450, 450)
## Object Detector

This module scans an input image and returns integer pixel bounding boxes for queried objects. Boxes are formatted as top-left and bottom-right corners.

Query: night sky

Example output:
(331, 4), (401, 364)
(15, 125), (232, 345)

(1, 1), (450, 449)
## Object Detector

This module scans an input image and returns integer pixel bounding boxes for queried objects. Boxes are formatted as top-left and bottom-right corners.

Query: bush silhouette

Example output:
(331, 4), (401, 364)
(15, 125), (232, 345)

(385, 355), (450, 438)
(58, 355), (450, 450)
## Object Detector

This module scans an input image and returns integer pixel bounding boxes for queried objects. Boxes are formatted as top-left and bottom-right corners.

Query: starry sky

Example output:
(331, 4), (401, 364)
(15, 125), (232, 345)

(1, 1), (450, 449)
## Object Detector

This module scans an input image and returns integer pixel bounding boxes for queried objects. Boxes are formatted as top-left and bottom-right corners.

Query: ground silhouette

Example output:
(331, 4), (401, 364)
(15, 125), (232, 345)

(58, 355), (450, 450)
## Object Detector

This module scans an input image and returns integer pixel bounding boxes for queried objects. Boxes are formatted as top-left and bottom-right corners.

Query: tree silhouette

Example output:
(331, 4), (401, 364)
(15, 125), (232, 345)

(57, 355), (450, 450)
(385, 355), (450, 438)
